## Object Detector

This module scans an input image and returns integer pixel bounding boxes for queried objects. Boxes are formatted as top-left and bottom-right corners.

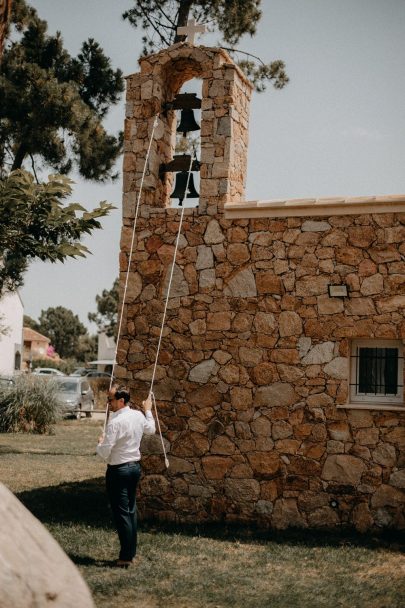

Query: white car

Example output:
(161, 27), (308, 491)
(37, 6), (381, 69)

(54, 377), (94, 419)
(32, 368), (65, 376)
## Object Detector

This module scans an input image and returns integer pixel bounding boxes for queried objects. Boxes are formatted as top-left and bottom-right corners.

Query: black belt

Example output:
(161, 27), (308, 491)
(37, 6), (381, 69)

(107, 460), (140, 468)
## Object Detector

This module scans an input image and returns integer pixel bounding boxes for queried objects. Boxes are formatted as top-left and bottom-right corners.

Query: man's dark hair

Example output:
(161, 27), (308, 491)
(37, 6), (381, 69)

(114, 385), (130, 404)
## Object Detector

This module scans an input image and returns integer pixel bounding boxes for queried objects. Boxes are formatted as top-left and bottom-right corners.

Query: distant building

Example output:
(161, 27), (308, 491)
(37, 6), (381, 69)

(90, 331), (116, 373)
(23, 327), (51, 370)
(98, 332), (116, 362)
(0, 291), (24, 376)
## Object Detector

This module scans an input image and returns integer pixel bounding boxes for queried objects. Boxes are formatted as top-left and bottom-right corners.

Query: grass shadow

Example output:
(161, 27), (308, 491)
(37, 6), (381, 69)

(16, 477), (111, 528)
(15, 480), (405, 555)
(140, 519), (405, 553)
(66, 554), (116, 568)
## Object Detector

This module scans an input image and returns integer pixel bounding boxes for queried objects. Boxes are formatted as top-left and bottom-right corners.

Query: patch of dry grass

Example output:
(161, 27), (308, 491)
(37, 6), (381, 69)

(1, 422), (405, 608)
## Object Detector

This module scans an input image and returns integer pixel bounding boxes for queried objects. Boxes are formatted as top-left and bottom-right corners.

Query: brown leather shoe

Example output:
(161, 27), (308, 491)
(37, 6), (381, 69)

(116, 559), (133, 568)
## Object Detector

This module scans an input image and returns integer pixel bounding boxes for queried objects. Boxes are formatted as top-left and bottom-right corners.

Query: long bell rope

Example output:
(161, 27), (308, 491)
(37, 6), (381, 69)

(103, 115), (195, 470)
(146, 154), (194, 468)
(104, 114), (159, 432)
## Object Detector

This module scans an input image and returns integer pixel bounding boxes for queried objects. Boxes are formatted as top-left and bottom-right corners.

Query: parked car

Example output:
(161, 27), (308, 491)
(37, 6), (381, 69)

(70, 368), (89, 377)
(32, 368), (65, 376)
(70, 368), (111, 379)
(84, 370), (111, 379)
(54, 377), (94, 419)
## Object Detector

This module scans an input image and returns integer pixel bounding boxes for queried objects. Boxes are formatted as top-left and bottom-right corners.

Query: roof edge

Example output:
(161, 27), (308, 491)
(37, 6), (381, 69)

(224, 195), (405, 219)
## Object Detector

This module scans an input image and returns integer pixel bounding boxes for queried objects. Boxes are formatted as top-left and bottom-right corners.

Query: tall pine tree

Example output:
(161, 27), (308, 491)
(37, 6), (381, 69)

(0, 0), (124, 179)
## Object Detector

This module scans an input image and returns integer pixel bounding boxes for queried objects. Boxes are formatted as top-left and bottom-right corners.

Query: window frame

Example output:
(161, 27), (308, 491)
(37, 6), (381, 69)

(349, 339), (404, 406)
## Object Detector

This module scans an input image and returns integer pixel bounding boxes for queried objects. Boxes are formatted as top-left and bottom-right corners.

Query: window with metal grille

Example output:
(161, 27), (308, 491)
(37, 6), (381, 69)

(350, 340), (403, 405)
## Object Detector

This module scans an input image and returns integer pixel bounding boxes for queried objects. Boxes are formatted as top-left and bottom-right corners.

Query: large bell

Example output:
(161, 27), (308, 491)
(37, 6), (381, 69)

(170, 171), (199, 205)
(176, 109), (200, 137)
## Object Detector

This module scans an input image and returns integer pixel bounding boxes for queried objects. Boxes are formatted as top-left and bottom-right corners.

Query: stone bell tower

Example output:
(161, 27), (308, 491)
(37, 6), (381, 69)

(122, 43), (253, 217)
(116, 42), (254, 524)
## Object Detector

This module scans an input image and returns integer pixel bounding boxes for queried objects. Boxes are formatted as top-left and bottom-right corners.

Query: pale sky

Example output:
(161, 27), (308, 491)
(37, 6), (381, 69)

(20, 0), (405, 331)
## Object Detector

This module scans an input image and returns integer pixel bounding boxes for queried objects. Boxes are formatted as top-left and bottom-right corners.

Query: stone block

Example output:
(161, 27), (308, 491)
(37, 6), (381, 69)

(189, 359), (218, 383)
(224, 479), (260, 502)
(251, 362), (277, 385)
(272, 421), (293, 440)
(368, 245), (401, 264)
(317, 295), (344, 315)
(238, 347), (263, 367)
(322, 455), (366, 485)
(351, 502), (373, 532)
(323, 357), (348, 379)
(296, 276), (329, 296)
(372, 443), (397, 468)
(230, 387), (253, 409)
(247, 452), (281, 478)
(307, 506), (339, 527)
(211, 435), (236, 455)
(196, 245), (214, 270)
(227, 243), (250, 265)
(187, 385), (222, 407)
(202, 456), (233, 479)
(390, 470), (405, 489)
(207, 311), (232, 331)
(253, 312), (277, 334)
(278, 311), (303, 337)
(347, 226), (376, 248)
(167, 456), (195, 474)
(204, 219), (225, 245)
(371, 484), (405, 508)
(302, 342), (334, 365)
(272, 498), (306, 529)
(301, 219), (332, 232)
(356, 428), (379, 446)
(224, 267), (257, 297)
(0, 484), (94, 608)
(254, 383), (297, 408)
(256, 273), (283, 295)
(360, 274), (384, 296)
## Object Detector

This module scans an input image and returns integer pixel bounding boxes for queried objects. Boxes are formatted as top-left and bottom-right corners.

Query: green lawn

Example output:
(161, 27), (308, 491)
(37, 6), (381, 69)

(1, 421), (404, 608)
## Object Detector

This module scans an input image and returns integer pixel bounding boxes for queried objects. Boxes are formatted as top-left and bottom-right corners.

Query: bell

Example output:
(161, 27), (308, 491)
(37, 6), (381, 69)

(170, 171), (199, 205)
(176, 109), (200, 137)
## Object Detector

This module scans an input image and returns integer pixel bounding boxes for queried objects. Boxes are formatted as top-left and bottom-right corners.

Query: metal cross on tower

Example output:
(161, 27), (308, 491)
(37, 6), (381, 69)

(176, 18), (206, 45)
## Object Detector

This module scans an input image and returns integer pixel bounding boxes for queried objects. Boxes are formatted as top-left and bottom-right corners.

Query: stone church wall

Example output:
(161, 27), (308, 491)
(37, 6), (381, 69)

(118, 44), (405, 530)
(117, 207), (405, 531)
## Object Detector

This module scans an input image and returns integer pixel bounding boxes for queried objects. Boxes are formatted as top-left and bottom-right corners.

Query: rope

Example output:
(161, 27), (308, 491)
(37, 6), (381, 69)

(103, 115), (159, 432)
(148, 154), (193, 467)
(103, 121), (195, 472)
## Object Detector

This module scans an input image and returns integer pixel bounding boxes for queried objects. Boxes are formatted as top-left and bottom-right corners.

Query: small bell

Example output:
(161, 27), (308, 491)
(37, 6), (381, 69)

(170, 171), (199, 205)
(176, 109), (200, 137)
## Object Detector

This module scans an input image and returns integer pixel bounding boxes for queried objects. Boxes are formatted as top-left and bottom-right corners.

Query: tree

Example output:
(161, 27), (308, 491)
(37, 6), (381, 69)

(23, 313), (39, 330)
(0, 170), (115, 294)
(123, 0), (288, 92)
(88, 278), (119, 338)
(37, 306), (87, 359)
(76, 334), (97, 363)
(0, 0), (124, 179)
(0, 0), (12, 56)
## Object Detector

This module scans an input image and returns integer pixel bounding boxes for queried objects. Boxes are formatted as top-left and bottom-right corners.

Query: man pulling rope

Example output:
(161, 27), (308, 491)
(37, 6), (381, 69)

(96, 385), (155, 568)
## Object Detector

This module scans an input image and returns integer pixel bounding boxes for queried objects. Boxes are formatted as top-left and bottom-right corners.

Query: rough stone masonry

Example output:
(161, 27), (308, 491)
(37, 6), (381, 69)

(117, 43), (405, 531)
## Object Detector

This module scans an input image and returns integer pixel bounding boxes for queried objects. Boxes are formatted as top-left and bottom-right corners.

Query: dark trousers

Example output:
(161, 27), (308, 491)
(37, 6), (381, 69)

(106, 461), (141, 561)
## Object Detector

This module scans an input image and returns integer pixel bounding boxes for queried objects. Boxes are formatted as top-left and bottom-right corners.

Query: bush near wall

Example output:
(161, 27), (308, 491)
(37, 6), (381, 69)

(0, 375), (62, 433)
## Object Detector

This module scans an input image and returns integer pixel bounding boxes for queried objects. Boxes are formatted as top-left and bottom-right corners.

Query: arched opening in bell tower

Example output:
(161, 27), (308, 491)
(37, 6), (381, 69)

(160, 59), (203, 209)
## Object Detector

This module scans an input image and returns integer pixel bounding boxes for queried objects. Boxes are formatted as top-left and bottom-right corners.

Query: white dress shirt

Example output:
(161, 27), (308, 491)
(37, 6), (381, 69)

(96, 406), (156, 465)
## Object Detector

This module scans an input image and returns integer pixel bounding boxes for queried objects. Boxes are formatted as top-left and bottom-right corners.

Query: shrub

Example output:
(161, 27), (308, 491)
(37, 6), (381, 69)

(0, 375), (62, 433)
